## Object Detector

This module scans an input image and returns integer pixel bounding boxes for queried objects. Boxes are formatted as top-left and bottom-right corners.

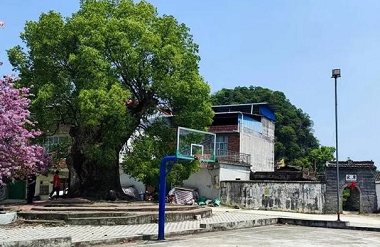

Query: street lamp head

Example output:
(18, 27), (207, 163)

(332, 69), (341, 78)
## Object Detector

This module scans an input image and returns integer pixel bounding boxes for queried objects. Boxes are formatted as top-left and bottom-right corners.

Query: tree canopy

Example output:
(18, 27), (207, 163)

(122, 120), (200, 187)
(8, 0), (213, 197)
(211, 86), (321, 168)
(308, 146), (335, 173)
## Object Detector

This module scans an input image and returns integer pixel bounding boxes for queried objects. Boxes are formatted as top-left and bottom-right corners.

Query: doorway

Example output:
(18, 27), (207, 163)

(342, 186), (360, 212)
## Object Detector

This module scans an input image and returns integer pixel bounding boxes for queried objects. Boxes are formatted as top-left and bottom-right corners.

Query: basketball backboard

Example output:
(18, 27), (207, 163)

(176, 127), (216, 163)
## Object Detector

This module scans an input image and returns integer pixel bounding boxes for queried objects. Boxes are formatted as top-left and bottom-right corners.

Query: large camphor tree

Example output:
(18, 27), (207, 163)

(8, 0), (213, 198)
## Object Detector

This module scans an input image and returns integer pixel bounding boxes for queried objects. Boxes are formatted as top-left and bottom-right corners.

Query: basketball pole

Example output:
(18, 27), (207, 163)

(158, 155), (177, 240)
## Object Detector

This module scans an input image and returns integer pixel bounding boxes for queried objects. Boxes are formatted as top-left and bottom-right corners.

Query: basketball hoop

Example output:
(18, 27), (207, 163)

(176, 127), (216, 163)
(159, 126), (216, 240)
(194, 154), (210, 168)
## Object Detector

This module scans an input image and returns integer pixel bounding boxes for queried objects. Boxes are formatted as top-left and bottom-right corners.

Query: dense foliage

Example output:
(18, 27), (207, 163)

(0, 76), (48, 184)
(212, 86), (330, 168)
(8, 0), (213, 197)
(122, 121), (200, 187)
(308, 146), (335, 172)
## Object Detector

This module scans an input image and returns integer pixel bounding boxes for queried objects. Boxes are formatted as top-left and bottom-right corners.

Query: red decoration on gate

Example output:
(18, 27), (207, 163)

(347, 181), (357, 190)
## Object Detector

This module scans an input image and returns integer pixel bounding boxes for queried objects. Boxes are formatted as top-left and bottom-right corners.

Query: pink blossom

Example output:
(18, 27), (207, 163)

(0, 76), (49, 184)
(0, 20), (4, 66)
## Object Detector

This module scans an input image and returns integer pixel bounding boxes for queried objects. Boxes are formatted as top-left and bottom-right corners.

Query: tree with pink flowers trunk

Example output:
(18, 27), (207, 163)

(0, 76), (48, 184)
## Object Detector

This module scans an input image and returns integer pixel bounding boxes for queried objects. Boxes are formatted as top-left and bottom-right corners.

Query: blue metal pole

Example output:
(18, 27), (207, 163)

(158, 155), (177, 240)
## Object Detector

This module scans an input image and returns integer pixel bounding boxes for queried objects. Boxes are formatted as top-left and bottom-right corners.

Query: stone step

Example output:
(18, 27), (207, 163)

(18, 211), (132, 220)
(23, 219), (66, 225)
(67, 215), (156, 225)
(42, 202), (155, 207)
(18, 208), (212, 225)
(67, 209), (211, 225)
(32, 205), (199, 212)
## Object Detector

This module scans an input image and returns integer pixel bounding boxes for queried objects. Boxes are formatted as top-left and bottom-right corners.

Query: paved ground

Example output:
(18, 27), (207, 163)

(3, 207), (380, 245)
(0, 212), (274, 244)
(110, 225), (380, 247)
(213, 207), (380, 228)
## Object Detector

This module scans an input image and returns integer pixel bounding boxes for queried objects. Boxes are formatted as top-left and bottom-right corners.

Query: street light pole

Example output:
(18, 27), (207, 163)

(332, 68), (341, 221)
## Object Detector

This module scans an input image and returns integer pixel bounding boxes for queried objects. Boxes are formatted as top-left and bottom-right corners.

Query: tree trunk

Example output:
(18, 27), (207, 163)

(66, 127), (130, 199)
(67, 155), (126, 199)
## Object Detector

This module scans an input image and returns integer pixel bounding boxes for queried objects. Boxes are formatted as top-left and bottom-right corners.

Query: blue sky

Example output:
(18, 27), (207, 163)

(1, 0), (379, 166)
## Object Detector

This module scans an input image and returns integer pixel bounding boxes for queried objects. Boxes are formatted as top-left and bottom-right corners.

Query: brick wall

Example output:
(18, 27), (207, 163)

(209, 125), (238, 133)
(227, 133), (240, 153)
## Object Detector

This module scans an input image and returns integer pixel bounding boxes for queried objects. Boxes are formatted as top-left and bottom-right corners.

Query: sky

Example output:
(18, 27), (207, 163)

(1, 0), (379, 166)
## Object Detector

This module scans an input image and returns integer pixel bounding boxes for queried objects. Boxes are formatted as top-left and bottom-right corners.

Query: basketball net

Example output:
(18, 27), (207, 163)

(194, 154), (210, 168)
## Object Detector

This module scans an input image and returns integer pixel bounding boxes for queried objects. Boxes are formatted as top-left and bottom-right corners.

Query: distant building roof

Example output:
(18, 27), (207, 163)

(251, 165), (316, 181)
(212, 103), (276, 121)
(326, 160), (375, 168)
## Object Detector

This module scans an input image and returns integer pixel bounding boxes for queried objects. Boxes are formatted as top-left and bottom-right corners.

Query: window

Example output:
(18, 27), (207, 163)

(43, 135), (69, 153)
(216, 135), (228, 156)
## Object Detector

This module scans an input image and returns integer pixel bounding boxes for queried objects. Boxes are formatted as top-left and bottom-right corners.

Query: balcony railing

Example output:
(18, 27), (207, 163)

(216, 151), (251, 166)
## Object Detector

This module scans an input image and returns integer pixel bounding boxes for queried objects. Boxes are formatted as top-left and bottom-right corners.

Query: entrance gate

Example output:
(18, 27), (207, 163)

(342, 186), (360, 212)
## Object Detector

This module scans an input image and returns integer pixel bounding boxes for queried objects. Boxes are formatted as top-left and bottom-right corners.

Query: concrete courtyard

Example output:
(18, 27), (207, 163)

(3, 207), (380, 246)
(115, 225), (380, 247)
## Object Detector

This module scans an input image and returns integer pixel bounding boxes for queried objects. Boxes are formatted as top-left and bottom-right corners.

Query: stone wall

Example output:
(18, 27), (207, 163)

(220, 180), (326, 213)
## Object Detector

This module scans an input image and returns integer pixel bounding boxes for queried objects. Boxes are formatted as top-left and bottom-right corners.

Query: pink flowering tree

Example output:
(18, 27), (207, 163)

(0, 20), (4, 67)
(0, 76), (48, 184)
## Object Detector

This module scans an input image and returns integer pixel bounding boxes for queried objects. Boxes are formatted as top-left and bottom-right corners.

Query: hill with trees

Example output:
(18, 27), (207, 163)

(211, 86), (334, 171)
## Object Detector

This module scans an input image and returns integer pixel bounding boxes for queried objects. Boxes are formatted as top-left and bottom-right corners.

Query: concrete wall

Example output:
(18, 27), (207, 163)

(183, 163), (250, 200)
(119, 169), (146, 194)
(219, 164), (250, 181)
(325, 166), (377, 213)
(118, 164), (247, 200)
(220, 180), (326, 213)
(240, 118), (275, 172)
(183, 167), (220, 199)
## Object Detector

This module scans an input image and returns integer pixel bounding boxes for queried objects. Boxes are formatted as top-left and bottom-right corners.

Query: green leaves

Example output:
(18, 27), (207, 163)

(78, 84), (129, 126)
(122, 121), (200, 187)
(309, 146), (335, 172)
(9, 0), (213, 189)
